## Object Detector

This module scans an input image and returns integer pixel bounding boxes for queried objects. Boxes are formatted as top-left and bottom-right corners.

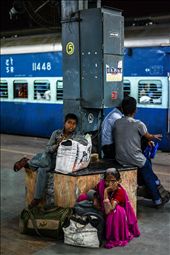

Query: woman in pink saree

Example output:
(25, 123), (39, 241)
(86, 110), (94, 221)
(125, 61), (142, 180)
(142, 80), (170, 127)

(96, 168), (140, 249)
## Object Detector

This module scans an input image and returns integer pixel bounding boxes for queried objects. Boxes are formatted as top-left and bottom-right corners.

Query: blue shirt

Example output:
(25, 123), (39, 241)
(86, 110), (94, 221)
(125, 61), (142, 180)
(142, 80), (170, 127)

(101, 108), (123, 146)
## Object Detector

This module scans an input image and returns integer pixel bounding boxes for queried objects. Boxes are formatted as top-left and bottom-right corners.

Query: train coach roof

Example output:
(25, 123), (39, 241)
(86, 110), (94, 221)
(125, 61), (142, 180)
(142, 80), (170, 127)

(125, 24), (170, 47)
(1, 24), (170, 54)
(1, 33), (62, 54)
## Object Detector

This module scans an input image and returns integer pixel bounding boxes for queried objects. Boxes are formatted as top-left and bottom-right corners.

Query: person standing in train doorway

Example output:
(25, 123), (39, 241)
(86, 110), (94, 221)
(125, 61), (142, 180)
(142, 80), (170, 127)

(113, 96), (170, 208)
(13, 113), (79, 208)
(101, 103), (123, 159)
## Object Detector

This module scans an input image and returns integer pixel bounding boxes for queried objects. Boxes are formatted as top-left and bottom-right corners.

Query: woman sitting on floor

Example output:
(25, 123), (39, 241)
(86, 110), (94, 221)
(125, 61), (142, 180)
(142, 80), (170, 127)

(96, 168), (140, 248)
(77, 168), (140, 248)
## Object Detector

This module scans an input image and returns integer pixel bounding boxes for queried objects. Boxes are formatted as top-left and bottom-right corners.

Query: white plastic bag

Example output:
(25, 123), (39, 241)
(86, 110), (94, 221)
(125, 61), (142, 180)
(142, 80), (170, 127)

(55, 134), (92, 174)
(73, 134), (92, 171)
(55, 139), (78, 174)
(63, 218), (99, 248)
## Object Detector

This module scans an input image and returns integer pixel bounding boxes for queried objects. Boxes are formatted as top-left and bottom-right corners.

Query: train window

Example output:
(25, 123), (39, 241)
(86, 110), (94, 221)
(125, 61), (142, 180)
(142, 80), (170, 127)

(123, 80), (131, 97)
(13, 80), (28, 99)
(138, 80), (162, 104)
(34, 80), (51, 100)
(0, 80), (8, 98)
(56, 80), (63, 100)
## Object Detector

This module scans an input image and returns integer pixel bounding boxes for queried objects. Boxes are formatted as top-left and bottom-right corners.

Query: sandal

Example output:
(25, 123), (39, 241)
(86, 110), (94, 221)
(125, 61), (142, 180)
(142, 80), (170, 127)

(13, 157), (29, 172)
(28, 199), (41, 209)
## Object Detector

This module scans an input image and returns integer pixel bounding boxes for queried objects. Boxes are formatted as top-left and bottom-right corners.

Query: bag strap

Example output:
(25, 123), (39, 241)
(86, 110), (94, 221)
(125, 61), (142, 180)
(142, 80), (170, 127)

(82, 212), (104, 225)
(59, 208), (73, 226)
(22, 208), (42, 237)
(70, 215), (87, 225)
(43, 207), (73, 227)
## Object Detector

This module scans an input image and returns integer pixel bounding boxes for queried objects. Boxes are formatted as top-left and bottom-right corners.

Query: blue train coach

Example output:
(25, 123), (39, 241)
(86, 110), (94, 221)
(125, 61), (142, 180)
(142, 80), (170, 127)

(123, 29), (170, 151)
(0, 35), (64, 137)
(0, 31), (170, 151)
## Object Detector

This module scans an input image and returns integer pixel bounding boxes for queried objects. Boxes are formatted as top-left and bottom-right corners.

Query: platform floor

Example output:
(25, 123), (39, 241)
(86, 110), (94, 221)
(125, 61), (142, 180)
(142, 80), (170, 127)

(1, 134), (170, 255)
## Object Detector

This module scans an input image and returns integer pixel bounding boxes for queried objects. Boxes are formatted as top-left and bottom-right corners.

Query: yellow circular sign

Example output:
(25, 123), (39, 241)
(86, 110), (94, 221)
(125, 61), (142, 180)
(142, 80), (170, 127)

(66, 42), (74, 55)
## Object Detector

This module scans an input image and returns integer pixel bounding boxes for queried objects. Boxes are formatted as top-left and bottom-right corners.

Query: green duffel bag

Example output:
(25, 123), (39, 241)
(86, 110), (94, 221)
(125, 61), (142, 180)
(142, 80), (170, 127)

(19, 206), (73, 239)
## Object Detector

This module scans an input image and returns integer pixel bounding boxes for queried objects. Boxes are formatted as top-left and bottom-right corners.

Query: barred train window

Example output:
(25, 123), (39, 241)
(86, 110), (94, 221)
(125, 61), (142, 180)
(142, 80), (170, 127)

(123, 80), (131, 97)
(0, 80), (8, 98)
(56, 80), (63, 100)
(13, 80), (28, 99)
(138, 80), (162, 105)
(34, 80), (51, 100)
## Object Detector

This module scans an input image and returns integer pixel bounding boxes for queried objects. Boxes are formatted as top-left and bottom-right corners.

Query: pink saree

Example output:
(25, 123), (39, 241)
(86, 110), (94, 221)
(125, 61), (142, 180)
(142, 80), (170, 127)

(96, 179), (140, 248)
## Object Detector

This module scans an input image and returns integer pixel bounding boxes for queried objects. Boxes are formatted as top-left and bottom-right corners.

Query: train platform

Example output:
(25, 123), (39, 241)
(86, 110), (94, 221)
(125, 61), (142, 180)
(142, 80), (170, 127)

(1, 134), (170, 255)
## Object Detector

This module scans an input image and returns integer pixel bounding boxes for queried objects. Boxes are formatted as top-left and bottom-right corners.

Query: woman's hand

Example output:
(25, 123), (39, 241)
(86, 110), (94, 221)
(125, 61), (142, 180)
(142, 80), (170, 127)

(105, 187), (114, 193)
(103, 198), (117, 215)
(104, 187), (113, 199)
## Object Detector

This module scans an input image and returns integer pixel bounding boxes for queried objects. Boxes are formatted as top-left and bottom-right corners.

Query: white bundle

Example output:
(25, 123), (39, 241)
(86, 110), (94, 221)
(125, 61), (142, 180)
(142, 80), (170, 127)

(55, 134), (92, 174)
(63, 219), (99, 248)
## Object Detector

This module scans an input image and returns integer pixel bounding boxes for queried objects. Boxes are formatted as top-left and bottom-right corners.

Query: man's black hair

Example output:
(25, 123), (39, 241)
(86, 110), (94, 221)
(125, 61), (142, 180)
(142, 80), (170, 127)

(64, 113), (78, 124)
(122, 96), (136, 115)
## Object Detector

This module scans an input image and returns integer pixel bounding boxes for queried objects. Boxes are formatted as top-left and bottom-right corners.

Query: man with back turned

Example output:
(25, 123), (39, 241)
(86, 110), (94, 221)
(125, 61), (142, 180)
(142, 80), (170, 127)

(113, 96), (170, 208)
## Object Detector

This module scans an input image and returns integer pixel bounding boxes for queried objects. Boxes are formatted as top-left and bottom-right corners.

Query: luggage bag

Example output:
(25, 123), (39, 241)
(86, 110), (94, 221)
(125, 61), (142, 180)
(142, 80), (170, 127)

(19, 206), (73, 239)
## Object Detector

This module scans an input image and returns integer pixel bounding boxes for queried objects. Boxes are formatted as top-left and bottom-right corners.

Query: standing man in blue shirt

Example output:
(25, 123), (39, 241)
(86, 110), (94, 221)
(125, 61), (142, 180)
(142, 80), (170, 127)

(101, 104), (123, 159)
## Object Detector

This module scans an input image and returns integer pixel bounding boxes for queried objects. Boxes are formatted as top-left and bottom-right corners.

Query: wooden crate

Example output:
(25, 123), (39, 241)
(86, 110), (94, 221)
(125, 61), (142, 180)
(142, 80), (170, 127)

(54, 170), (137, 212)
(25, 168), (137, 213)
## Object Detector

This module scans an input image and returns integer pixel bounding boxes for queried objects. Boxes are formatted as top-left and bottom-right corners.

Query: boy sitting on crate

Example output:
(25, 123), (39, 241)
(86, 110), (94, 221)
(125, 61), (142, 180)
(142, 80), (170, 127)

(13, 113), (85, 209)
